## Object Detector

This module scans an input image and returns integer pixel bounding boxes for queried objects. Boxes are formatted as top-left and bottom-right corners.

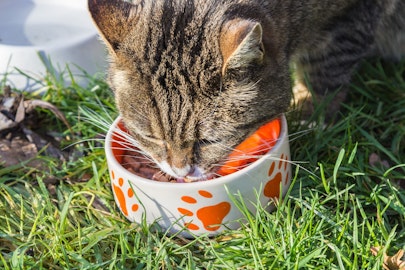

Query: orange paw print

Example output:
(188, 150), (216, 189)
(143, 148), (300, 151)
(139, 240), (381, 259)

(264, 153), (290, 198)
(111, 170), (139, 217)
(177, 190), (231, 231)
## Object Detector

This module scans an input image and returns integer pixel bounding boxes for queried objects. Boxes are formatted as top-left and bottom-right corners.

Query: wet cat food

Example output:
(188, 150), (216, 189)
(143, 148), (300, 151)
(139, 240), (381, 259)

(121, 149), (179, 182)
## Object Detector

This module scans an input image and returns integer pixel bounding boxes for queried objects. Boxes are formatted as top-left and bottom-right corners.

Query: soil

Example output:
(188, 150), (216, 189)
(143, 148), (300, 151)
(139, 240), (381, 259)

(0, 85), (76, 175)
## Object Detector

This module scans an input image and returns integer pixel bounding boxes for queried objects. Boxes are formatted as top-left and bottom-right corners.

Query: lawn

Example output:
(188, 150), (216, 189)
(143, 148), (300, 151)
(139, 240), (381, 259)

(0, 58), (404, 269)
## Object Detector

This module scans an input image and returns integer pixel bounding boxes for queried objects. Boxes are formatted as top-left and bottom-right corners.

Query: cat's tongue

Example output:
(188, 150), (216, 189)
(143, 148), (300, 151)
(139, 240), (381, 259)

(216, 118), (281, 176)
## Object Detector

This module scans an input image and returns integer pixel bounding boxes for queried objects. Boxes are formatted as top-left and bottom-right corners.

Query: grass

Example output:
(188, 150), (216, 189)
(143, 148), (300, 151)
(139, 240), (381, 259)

(0, 58), (404, 269)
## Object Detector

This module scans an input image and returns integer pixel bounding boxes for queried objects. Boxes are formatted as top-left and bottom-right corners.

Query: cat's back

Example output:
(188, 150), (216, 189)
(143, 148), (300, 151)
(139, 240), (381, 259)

(375, 0), (405, 59)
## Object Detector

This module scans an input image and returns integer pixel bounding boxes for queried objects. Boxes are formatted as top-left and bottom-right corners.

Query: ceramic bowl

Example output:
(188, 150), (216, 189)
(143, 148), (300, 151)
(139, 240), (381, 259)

(0, 0), (106, 90)
(105, 115), (291, 237)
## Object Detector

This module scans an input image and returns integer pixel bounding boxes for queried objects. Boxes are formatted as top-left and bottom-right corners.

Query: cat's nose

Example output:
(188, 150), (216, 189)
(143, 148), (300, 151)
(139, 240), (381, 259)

(172, 164), (193, 178)
(172, 165), (205, 180)
(185, 166), (205, 179)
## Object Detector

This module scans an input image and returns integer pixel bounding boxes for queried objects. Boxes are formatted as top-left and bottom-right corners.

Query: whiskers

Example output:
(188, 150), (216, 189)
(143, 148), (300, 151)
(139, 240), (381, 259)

(63, 106), (153, 160)
(211, 152), (312, 179)
(109, 125), (156, 165)
(286, 127), (315, 143)
(62, 105), (115, 151)
(212, 128), (317, 179)
(118, 147), (157, 167)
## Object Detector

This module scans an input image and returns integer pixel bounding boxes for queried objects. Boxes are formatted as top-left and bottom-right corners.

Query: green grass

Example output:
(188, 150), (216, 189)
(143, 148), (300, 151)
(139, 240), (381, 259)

(0, 58), (404, 269)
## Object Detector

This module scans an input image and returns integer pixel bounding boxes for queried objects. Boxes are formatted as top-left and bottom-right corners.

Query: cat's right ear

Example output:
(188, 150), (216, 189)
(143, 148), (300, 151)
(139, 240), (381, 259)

(88, 0), (137, 55)
(220, 19), (265, 74)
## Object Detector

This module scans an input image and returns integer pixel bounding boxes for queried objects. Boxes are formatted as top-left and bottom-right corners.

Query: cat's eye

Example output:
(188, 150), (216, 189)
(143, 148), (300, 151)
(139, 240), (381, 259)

(143, 134), (156, 140)
(197, 139), (221, 146)
(142, 134), (164, 146)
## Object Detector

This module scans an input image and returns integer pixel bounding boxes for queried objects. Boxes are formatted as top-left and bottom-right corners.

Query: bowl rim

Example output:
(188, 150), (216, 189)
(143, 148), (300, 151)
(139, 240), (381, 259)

(105, 114), (289, 188)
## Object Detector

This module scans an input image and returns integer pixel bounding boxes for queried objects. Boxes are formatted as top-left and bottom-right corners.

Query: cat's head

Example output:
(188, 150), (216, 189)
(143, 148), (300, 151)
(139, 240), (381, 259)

(89, 0), (291, 180)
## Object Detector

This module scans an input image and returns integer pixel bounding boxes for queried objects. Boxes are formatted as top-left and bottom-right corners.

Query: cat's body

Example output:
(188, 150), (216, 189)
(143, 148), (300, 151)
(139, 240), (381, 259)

(89, 0), (405, 180)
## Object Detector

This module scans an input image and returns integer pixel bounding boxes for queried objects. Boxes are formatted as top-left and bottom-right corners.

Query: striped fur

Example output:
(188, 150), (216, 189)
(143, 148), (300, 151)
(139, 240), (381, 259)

(89, 0), (404, 179)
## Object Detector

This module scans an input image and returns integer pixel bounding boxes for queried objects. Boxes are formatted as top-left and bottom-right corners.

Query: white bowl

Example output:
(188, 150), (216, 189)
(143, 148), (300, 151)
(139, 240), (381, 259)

(105, 115), (292, 238)
(0, 0), (106, 90)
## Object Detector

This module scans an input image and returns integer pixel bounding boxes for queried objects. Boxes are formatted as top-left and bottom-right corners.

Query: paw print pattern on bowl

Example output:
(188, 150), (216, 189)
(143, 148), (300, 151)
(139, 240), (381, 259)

(111, 170), (139, 217)
(264, 153), (290, 198)
(178, 190), (231, 231)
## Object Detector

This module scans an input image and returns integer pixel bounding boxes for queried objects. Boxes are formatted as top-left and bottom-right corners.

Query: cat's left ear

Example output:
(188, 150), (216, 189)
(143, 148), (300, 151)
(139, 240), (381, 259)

(220, 19), (265, 73)
(88, 0), (138, 55)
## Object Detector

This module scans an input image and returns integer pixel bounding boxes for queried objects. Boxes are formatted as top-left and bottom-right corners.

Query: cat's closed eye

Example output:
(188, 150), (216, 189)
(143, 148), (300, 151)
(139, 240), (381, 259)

(197, 139), (222, 146)
(142, 134), (161, 143)
(128, 130), (164, 148)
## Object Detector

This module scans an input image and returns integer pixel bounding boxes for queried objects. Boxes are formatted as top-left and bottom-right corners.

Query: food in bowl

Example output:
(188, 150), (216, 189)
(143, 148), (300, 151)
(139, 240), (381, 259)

(105, 115), (291, 237)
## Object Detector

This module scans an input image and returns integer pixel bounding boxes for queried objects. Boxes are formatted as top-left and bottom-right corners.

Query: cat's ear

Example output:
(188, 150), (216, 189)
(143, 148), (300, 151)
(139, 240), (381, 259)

(88, 0), (137, 55)
(220, 19), (264, 73)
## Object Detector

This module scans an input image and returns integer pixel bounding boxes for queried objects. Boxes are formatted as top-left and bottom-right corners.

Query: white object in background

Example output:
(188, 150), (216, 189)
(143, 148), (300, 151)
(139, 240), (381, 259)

(0, 0), (106, 91)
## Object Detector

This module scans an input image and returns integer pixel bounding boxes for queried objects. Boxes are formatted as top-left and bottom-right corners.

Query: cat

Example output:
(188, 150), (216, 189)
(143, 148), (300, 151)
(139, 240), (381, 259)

(88, 0), (405, 181)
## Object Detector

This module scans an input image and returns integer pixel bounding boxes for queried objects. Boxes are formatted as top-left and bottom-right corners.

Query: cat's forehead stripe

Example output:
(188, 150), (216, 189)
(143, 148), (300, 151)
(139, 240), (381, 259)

(118, 0), (225, 144)
(126, 1), (223, 80)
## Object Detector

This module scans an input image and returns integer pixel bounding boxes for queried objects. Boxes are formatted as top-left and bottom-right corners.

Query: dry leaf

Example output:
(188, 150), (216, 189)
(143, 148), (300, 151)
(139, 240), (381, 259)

(371, 246), (405, 270)
(217, 233), (245, 242)
(15, 97), (26, 123)
(24, 99), (71, 131)
(0, 87), (71, 133)
(369, 153), (390, 169)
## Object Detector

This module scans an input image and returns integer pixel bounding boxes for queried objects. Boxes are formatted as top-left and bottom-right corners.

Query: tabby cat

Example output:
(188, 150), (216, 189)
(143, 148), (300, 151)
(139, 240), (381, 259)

(88, 0), (404, 180)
